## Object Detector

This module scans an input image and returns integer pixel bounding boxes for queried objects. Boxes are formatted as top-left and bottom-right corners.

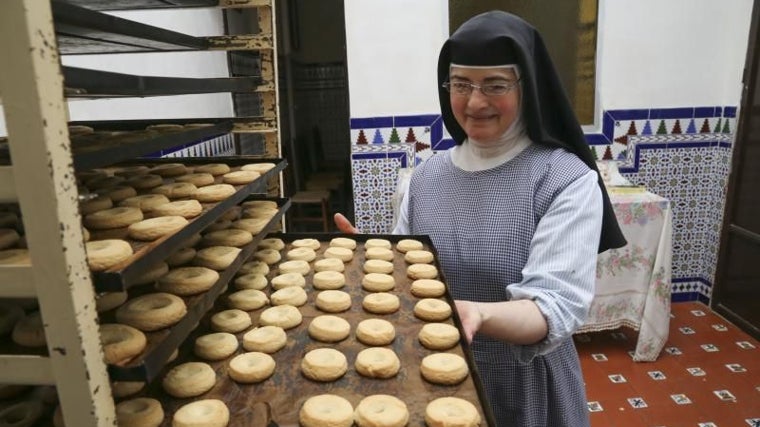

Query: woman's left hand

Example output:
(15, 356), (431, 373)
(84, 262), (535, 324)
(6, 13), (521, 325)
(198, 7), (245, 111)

(454, 300), (483, 344)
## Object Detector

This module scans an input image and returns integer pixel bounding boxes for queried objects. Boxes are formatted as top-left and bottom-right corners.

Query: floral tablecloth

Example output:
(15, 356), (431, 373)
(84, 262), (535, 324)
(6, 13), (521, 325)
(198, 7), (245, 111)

(577, 190), (672, 362)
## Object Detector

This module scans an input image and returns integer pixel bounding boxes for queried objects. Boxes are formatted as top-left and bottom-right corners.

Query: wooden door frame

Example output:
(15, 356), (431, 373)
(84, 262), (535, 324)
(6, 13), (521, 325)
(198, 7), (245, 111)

(711, 0), (760, 340)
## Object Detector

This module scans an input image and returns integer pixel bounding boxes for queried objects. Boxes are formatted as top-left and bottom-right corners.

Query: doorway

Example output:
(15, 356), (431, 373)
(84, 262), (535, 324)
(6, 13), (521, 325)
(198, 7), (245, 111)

(276, 0), (352, 232)
(712, 0), (760, 340)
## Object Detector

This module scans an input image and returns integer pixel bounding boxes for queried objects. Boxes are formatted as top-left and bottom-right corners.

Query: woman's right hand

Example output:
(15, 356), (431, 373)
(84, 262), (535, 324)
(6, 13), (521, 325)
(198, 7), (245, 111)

(333, 213), (358, 234)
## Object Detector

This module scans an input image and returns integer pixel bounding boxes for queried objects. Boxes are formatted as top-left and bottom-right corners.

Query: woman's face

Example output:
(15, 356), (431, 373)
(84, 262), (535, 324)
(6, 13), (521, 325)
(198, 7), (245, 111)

(448, 66), (521, 144)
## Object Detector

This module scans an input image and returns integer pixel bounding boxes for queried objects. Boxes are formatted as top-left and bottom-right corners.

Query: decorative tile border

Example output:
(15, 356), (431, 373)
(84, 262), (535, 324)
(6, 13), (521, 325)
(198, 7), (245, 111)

(349, 107), (738, 303)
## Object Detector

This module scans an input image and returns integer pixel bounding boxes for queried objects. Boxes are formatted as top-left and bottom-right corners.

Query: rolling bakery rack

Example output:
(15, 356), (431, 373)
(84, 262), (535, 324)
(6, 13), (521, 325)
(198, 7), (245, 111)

(0, 0), (284, 425)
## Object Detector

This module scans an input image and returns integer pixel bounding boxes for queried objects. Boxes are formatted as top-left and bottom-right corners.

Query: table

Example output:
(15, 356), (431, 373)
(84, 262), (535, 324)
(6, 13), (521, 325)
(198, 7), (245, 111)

(577, 189), (673, 361)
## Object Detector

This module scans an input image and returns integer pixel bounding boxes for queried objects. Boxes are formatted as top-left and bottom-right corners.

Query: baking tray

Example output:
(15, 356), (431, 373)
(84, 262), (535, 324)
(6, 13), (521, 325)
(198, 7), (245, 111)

(90, 157), (286, 292)
(137, 233), (497, 427)
(104, 197), (290, 382)
(71, 121), (234, 170)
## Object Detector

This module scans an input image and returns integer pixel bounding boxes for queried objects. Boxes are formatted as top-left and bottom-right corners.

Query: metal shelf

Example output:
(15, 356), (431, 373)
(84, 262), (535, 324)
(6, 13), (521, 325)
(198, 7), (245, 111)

(0, 355), (54, 385)
(63, 66), (263, 98)
(53, 1), (208, 55)
(60, 0), (269, 10)
(92, 157), (287, 292)
(106, 197), (290, 382)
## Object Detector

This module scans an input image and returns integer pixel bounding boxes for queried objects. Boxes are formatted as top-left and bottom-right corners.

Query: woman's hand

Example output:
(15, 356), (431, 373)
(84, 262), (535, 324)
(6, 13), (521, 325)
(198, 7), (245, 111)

(454, 300), (484, 344)
(333, 213), (358, 234)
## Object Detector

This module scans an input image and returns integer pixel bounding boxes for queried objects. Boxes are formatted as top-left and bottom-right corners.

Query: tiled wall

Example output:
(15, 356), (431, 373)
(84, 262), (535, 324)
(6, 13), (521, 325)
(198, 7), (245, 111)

(350, 107), (737, 303)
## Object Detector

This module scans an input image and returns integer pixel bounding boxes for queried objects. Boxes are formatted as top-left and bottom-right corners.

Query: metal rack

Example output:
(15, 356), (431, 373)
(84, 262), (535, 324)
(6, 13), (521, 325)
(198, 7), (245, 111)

(0, 0), (282, 425)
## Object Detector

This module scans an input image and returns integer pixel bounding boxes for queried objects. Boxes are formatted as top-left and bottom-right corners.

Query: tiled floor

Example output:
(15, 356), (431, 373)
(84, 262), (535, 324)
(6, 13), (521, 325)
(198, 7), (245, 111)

(576, 302), (760, 427)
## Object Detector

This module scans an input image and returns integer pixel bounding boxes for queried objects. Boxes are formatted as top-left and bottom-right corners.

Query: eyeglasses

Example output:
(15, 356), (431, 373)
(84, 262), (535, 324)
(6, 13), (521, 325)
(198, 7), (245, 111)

(442, 79), (520, 97)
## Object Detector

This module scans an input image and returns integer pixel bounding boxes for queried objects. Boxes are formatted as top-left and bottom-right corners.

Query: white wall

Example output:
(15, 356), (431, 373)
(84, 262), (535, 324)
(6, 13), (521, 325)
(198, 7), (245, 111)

(345, 0), (449, 117)
(345, 0), (754, 122)
(0, 7), (233, 134)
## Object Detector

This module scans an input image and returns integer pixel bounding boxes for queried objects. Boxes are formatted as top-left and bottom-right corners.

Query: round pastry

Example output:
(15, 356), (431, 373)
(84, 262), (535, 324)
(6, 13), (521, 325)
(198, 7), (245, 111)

(173, 399), (229, 427)
(194, 246), (241, 270)
(314, 257), (345, 273)
(115, 293), (187, 331)
(419, 323), (461, 350)
(355, 318), (395, 346)
(258, 304), (302, 329)
(101, 185), (137, 203)
(99, 323), (147, 364)
(237, 259), (269, 276)
(299, 394), (353, 427)
(150, 182), (198, 199)
(175, 172), (215, 187)
(271, 272), (306, 290)
(258, 237), (285, 250)
(411, 279), (447, 298)
(0, 401), (44, 427)
(365, 247), (395, 262)
(355, 395), (408, 427)
(128, 215), (188, 241)
(312, 270), (345, 290)
(233, 273), (268, 290)
(414, 298), (452, 322)
(407, 263), (438, 279)
(395, 238), (423, 253)
(118, 194), (170, 212)
(80, 195), (113, 215)
(243, 207), (277, 220)
(365, 238), (392, 249)
(86, 175), (125, 190)
(420, 352), (469, 385)
(361, 273), (395, 292)
(241, 162), (276, 173)
(162, 361), (216, 398)
(194, 163), (230, 176)
(115, 398), (164, 427)
(278, 259), (311, 275)
(291, 238), (321, 251)
(308, 315), (351, 343)
(355, 348), (401, 379)
(157, 266), (219, 296)
(286, 247), (316, 262)
(194, 332), (239, 361)
(223, 170), (260, 185)
(166, 247), (196, 267)
(405, 249), (435, 264)
(241, 199), (278, 210)
(363, 259), (394, 274)
(124, 174), (163, 190)
(110, 381), (145, 399)
(12, 312), (46, 347)
(425, 397), (481, 427)
(150, 199), (203, 219)
(228, 351), (276, 383)
(95, 291), (128, 313)
(329, 237), (356, 250)
(85, 239), (133, 271)
(227, 289), (269, 311)
(242, 325), (287, 353)
(254, 248), (282, 265)
(195, 184), (236, 203)
(362, 292), (400, 314)
(231, 218), (269, 234)
(201, 228), (253, 248)
(301, 348), (348, 382)
(84, 206), (144, 230)
(323, 246), (353, 262)
(149, 162), (187, 177)
(315, 290), (352, 313)
(131, 261), (169, 286)
(210, 309), (252, 333)
(270, 286), (308, 307)
(0, 302), (24, 335)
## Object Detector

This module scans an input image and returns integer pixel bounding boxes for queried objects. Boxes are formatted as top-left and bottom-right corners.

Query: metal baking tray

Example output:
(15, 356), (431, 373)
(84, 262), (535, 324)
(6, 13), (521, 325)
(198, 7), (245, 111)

(91, 157), (286, 292)
(138, 233), (497, 427)
(104, 197), (290, 382)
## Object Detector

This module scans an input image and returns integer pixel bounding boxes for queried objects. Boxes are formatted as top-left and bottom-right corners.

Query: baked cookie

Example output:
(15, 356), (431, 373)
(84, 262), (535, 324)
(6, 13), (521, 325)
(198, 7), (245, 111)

(354, 394), (409, 427)
(414, 298), (452, 322)
(355, 348), (401, 379)
(418, 323), (461, 350)
(162, 362), (216, 398)
(425, 397), (481, 427)
(420, 352), (469, 385)
(308, 315), (351, 343)
(355, 318), (395, 346)
(299, 394), (353, 427)
(228, 352), (276, 383)
(194, 332), (239, 361)
(242, 325), (287, 353)
(301, 348), (348, 382)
